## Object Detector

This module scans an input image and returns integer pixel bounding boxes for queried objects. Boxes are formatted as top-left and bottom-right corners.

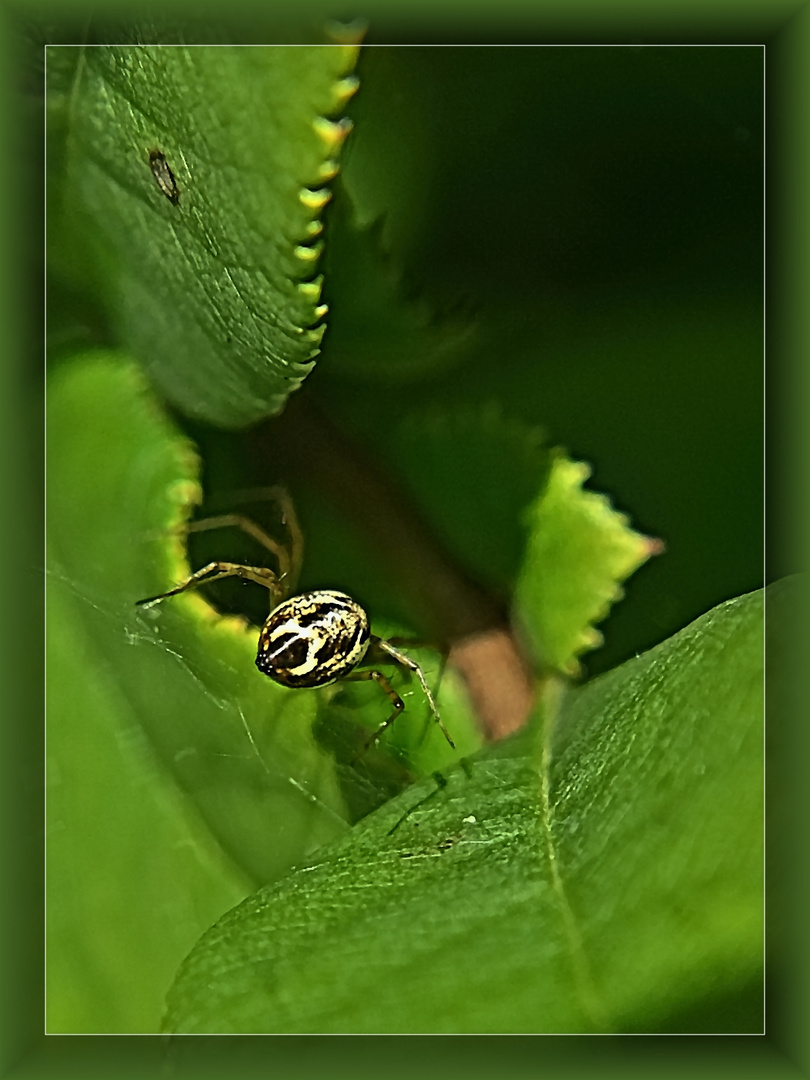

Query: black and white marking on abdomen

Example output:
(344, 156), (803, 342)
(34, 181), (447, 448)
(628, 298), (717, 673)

(256, 590), (370, 689)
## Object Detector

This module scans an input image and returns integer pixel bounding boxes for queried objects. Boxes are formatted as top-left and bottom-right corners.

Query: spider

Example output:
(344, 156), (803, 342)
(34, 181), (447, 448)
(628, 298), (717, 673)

(136, 495), (454, 753)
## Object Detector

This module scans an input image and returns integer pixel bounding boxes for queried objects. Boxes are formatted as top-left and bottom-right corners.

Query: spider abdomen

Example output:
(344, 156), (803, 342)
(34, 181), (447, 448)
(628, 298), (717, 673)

(256, 590), (371, 689)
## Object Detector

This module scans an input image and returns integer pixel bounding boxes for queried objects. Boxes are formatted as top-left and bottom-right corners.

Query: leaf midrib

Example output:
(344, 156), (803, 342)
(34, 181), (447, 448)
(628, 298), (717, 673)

(539, 714), (610, 1031)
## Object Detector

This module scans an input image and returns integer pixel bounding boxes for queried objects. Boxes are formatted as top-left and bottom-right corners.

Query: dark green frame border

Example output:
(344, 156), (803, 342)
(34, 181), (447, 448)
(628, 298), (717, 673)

(4, 0), (804, 1075)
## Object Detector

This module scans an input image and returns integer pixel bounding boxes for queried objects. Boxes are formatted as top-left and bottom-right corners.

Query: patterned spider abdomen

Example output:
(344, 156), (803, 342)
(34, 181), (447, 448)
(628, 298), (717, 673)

(256, 590), (370, 689)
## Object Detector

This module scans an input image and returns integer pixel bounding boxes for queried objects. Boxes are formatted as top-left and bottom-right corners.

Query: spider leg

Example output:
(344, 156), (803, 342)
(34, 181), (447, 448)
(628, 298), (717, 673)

(269, 486), (303, 593)
(341, 669), (406, 754)
(374, 638), (450, 743)
(137, 561), (282, 609)
(374, 638), (456, 750)
(183, 515), (290, 579)
(181, 487), (303, 593)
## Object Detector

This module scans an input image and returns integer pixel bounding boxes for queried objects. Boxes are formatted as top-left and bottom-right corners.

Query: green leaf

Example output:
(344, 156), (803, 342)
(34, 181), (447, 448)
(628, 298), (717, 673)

(316, 49), (478, 382)
(46, 578), (251, 1033)
(50, 43), (359, 426)
(337, 46), (432, 261)
(390, 403), (551, 590)
(47, 353), (351, 891)
(514, 453), (662, 674)
(320, 207), (476, 381)
(164, 582), (765, 1034)
(355, 406), (653, 680)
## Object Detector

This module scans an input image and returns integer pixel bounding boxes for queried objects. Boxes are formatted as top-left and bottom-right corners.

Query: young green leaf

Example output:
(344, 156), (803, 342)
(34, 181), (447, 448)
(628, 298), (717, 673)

(514, 453), (662, 674)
